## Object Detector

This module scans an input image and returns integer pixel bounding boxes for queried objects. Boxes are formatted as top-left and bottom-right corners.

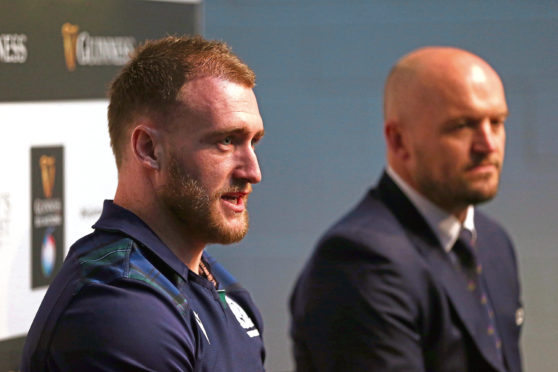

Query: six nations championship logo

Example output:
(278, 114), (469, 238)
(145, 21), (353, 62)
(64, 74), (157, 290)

(61, 22), (136, 71)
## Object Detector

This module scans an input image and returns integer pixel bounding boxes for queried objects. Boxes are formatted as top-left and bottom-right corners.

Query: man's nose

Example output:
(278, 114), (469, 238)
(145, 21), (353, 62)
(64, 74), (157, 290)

(472, 119), (499, 153)
(234, 145), (262, 184)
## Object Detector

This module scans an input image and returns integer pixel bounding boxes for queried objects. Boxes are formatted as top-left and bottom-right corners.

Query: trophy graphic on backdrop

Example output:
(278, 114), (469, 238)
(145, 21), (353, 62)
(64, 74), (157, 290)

(39, 155), (55, 198)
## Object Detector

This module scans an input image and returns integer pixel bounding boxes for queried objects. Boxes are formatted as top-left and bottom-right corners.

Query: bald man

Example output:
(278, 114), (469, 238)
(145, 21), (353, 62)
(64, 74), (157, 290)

(290, 47), (523, 372)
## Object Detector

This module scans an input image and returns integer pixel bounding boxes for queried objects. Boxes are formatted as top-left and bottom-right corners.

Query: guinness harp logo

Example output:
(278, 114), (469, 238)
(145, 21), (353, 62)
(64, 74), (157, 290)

(61, 22), (79, 71)
(39, 155), (56, 198)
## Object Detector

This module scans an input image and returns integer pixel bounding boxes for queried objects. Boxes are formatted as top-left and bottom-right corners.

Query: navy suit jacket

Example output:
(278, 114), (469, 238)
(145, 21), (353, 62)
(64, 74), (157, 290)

(290, 173), (523, 372)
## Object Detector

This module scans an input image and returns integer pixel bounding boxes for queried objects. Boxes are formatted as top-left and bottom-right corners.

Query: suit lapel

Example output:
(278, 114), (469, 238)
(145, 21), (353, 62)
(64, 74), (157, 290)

(421, 238), (505, 371)
(376, 173), (505, 372)
(475, 219), (518, 372)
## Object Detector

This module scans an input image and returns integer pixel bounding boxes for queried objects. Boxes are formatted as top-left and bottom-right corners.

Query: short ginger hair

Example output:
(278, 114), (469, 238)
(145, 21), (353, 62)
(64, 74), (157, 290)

(107, 35), (256, 168)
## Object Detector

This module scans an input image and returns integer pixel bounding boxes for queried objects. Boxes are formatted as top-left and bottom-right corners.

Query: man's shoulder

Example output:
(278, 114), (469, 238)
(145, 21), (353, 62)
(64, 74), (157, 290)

(290, 189), (431, 343)
(72, 233), (191, 317)
(22, 231), (197, 371)
(475, 208), (509, 231)
(75, 234), (134, 283)
(293, 188), (430, 299)
(46, 246), (197, 371)
(317, 188), (412, 256)
(474, 208), (514, 245)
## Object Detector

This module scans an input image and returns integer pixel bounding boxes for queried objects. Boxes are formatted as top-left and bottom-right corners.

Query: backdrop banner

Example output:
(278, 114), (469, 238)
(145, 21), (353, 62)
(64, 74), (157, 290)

(0, 1), (202, 370)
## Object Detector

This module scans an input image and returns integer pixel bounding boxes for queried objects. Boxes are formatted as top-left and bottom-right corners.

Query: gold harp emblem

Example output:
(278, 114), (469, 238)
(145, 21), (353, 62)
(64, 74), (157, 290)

(61, 23), (79, 71)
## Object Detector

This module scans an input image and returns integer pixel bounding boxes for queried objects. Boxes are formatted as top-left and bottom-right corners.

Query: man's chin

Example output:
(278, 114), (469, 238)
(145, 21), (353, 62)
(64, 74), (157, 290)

(207, 214), (249, 245)
(209, 229), (248, 245)
(462, 185), (499, 205)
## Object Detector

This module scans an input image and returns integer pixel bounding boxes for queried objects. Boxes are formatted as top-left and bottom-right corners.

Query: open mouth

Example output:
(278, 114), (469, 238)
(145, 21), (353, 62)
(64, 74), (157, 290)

(220, 192), (248, 212)
(221, 194), (243, 205)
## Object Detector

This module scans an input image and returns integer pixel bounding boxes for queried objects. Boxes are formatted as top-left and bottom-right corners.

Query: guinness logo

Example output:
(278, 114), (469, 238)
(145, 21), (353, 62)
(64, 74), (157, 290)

(60, 22), (136, 72)
(61, 23), (79, 71)
(39, 155), (56, 199)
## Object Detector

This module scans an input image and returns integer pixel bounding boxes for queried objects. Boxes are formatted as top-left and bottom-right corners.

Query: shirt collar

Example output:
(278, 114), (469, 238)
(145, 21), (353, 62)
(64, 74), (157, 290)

(92, 200), (191, 281)
(386, 166), (476, 252)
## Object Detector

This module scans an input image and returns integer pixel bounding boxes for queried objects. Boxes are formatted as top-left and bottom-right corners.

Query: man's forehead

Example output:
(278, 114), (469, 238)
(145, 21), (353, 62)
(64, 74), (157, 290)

(168, 77), (262, 134)
(179, 77), (256, 109)
(172, 76), (253, 110)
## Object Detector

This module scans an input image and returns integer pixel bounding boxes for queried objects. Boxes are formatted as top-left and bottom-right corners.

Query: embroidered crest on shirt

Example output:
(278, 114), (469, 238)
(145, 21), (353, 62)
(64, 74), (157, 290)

(225, 296), (260, 338)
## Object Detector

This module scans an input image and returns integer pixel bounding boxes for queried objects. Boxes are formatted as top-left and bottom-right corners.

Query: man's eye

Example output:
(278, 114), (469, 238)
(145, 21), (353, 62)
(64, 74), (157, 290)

(221, 136), (233, 145)
(491, 119), (505, 127)
(251, 137), (261, 148)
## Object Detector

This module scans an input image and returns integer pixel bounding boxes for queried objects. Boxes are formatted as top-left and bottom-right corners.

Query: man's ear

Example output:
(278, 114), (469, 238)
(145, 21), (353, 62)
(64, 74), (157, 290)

(384, 120), (410, 160)
(130, 125), (162, 170)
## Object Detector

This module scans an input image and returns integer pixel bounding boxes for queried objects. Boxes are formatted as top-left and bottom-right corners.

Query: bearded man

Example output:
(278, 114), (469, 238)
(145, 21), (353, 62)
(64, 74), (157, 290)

(22, 35), (266, 372)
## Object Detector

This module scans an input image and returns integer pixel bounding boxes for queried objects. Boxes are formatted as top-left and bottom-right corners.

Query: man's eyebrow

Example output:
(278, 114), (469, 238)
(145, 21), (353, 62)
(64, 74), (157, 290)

(254, 128), (265, 139)
(448, 111), (509, 123)
(489, 110), (509, 119)
(204, 127), (265, 140)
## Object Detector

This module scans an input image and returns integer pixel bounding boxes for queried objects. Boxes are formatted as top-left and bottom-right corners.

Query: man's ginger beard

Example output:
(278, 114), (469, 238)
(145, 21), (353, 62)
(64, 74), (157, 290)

(158, 154), (250, 245)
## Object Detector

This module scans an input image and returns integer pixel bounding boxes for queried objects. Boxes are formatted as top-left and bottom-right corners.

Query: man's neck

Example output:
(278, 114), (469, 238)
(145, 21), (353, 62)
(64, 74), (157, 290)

(386, 164), (468, 222)
(114, 189), (205, 274)
(386, 165), (475, 252)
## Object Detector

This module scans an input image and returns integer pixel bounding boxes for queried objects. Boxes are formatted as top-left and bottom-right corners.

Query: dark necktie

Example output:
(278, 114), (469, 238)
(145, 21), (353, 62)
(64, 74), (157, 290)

(453, 229), (504, 364)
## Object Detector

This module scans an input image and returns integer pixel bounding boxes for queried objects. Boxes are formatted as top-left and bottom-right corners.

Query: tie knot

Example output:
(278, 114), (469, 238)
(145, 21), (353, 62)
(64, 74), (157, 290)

(453, 228), (477, 269)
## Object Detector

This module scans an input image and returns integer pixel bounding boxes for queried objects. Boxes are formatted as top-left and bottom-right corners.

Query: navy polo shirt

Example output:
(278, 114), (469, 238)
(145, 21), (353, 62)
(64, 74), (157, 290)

(22, 200), (265, 372)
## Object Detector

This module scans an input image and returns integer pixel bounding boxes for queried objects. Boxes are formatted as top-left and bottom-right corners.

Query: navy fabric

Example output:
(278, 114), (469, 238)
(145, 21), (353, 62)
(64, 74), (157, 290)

(290, 172), (522, 372)
(453, 229), (505, 363)
(22, 200), (265, 372)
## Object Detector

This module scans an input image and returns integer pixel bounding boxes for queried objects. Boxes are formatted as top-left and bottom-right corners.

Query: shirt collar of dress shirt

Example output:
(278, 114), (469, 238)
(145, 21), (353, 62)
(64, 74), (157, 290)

(386, 166), (476, 253)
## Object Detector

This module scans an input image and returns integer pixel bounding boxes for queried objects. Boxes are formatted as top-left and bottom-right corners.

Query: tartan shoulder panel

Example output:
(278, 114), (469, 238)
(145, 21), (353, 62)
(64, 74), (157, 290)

(78, 237), (133, 285)
(127, 247), (189, 317)
(77, 237), (189, 317)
